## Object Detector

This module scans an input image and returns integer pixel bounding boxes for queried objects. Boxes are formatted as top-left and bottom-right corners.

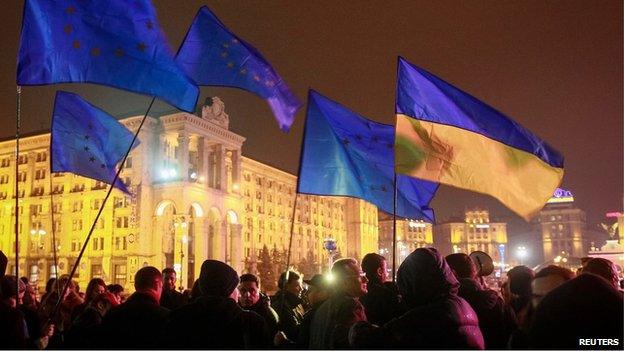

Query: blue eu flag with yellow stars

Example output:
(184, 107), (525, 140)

(51, 91), (139, 195)
(17, 0), (199, 113)
(298, 90), (438, 221)
(176, 6), (302, 132)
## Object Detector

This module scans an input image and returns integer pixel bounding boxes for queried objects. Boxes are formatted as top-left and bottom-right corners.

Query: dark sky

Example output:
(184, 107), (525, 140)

(1, 1), (622, 229)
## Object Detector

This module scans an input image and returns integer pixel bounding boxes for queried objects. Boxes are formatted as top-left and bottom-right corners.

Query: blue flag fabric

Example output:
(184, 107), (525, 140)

(298, 90), (437, 221)
(51, 91), (138, 194)
(176, 6), (302, 132)
(17, 0), (199, 113)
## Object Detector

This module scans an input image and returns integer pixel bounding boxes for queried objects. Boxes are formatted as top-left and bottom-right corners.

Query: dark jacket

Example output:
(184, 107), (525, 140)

(457, 278), (517, 349)
(359, 279), (405, 326)
(271, 290), (305, 342)
(100, 292), (169, 349)
(296, 301), (324, 349)
(309, 292), (367, 349)
(351, 248), (484, 349)
(246, 294), (279, 339)
(65, 304), (104, 348)
(529, 273), (624, 349)
(163, 295), (271, 349)
(159, 288), (188, 310)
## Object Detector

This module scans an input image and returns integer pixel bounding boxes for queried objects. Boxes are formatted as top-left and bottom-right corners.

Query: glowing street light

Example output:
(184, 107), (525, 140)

(516, 246), (528, 265)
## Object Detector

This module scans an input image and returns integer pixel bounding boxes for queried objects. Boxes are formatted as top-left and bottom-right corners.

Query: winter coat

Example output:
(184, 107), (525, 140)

(529, 273), (624, 349)
(246, 294), (280, 339)
(309, 292), (367, 349)
(163, 295), (271, 349)
(99, 292), (170, 349)
(457, 278), (517, 349)
(159, 288), (188, 311)
(271, 290), (305, 342)
(350, 248), (484, 349)
(359, 280), (406, 326)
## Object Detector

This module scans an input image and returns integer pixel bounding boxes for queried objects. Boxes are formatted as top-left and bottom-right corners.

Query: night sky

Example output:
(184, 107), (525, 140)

(0, 1), (621, 232)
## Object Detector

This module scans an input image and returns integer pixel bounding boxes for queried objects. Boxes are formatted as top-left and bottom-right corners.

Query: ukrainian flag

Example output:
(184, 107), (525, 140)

(395, 57), (564, 221)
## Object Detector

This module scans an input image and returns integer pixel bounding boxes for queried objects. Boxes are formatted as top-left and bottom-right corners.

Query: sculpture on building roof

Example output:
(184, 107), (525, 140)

(201, 96), (229, 129)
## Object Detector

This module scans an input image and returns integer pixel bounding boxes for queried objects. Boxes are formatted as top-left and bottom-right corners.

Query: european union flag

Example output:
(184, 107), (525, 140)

(51, 91), (139, 194)
(298, 90), (437, 221)
(176, 6), (302, 132)
(17, 0), (199, 113)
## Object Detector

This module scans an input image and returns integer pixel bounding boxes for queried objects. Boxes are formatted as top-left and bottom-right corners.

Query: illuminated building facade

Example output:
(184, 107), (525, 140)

(534, 188), (605, 262)
(433, 209), (507, 263)
(378, 212), (433, 266)
(0, 97), (378, 292)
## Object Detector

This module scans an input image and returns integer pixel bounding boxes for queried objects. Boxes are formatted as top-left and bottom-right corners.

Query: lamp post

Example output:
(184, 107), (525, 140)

(323, 238), (337, 270)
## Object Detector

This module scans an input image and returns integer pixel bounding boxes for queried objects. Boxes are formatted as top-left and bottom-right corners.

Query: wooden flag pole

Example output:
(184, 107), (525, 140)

(49, 97), (156, 323)
(284, 192), (300, 280)
(14, 86), (21, 302)
(48, 169), (60, 298)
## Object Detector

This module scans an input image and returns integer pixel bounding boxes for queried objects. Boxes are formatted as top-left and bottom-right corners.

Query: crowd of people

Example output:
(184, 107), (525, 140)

(0, 248), (622, 349)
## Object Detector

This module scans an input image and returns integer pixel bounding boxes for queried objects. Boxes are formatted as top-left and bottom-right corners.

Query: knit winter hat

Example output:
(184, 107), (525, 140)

(198, 260), (240, 297)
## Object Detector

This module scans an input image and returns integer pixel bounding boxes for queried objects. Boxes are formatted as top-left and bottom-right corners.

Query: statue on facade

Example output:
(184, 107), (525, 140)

(201, 96), (229, 129)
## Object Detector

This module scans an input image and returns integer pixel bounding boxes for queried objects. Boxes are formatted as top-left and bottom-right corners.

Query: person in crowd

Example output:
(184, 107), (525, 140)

(309, 258), (368, 349)
(272, 270), (305, 343)
(583, 257), (621, 290)
(238, 273), (279, 338)
(508, 264), (574, 348)
(72, 277), (106, 320)
(505, 265), (534, 324)
(40, 275), (84, 348)
(0, 275), (54, 349)
(40, 277), (57, 305)
(296, 274), (332, 348)
(160, 267), (188, 310)
(359, 253), (405, 326)
(19, 278), (48, 349)
(0, 275), (28, 348)
(529, 273), (623, 349)
(106, 283), (125, 304)
(350, 248), (484, 349)
(21, 279), (40, 311)
(530, 265), (575, 309)
(445, 253), (517, 349)
(189, 279), (202, 302)
(100, 266), (169, 348)
(66, 291), (119, 348)
(163, 259), (270, 348)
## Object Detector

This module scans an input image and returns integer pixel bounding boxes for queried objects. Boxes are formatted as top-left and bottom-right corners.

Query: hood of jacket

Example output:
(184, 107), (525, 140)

(457, 278), (500, 310)
(397, 248), (459, 308)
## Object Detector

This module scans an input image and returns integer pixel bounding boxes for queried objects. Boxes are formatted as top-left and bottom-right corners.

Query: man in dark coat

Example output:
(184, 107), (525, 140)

(350, 248), (484, 349)
(159, 267), (188, 310)
(359, 253), (405, 326)
(271, 270), (305, 343)
(238, 273), (279, 339)
(99, 266), (169, 349)
(296, 274), (331, 348)
(163, 260), (270, 349)
(529, 273), (623, 349)
(446, 253), (517, 349)
(309, 258), (368, 349)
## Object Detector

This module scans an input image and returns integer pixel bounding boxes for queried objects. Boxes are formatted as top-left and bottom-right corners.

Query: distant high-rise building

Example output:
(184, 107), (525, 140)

(0, 97), (378, 292)
(378, 212), (433, 267)
(533, 188), (606, 262)
(433, 209), (507, 263)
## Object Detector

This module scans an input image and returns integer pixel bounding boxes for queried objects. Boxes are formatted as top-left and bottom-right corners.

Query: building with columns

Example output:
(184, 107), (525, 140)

(433, 209), (508, 264)
(0, 97), (378, 292)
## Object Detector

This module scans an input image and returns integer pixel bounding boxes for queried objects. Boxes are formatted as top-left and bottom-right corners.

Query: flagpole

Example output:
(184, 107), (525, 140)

(284, 192), (299, 280)
(15, 86), (21, 302)
(50, 96), (156, 322)
(48, 169), (60, 298)
(392, 173), (398, 282)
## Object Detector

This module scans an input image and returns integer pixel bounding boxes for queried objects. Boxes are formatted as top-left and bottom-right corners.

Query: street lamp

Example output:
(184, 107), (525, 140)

(323, 238), (337, 270)
(516, 246), (528, 265)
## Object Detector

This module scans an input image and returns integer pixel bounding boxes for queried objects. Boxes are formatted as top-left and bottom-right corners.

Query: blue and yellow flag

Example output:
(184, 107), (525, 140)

(298, 90), (437, 221)
(17, 0), (199, 113)
(175, 6), (302, 132)
(51, 91), (138, 194)
(395, 57), (564, 220)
